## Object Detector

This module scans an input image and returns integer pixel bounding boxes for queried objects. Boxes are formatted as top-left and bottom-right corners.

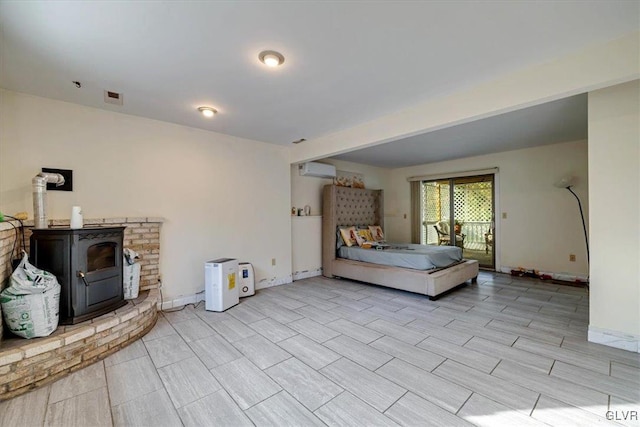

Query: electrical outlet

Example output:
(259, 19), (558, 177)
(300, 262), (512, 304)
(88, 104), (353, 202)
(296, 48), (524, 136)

(502, 212), (507, 219)
(569, 254), (576, 262)
(272, 258), (276, 266)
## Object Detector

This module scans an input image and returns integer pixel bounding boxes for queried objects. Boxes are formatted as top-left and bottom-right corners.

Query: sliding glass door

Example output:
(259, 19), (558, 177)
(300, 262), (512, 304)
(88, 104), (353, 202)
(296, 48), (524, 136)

(420, 174), (494, 269)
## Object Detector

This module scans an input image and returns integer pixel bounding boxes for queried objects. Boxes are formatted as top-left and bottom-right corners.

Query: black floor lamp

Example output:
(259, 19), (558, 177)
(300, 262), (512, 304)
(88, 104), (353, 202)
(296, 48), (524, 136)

(554, 176), (590, 265)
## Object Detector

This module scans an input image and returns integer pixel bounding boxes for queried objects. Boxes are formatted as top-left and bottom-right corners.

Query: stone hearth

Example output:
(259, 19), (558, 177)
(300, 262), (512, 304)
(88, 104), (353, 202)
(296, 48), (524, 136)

(0, 289), (158, 401)
(0, 217), (163, 401)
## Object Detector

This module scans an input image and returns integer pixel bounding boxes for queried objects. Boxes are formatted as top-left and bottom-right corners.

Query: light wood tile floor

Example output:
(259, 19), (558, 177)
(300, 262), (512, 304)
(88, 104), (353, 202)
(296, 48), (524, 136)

(2, 272), (639, 426)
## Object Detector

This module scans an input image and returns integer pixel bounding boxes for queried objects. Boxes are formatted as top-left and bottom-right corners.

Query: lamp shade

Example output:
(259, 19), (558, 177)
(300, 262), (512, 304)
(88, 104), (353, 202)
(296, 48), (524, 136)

(554, 175), (576, 188)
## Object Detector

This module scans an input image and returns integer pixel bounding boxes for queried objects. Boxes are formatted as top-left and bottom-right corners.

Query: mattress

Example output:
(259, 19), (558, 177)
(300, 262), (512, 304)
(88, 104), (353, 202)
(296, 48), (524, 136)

(338, 243), (462, 270)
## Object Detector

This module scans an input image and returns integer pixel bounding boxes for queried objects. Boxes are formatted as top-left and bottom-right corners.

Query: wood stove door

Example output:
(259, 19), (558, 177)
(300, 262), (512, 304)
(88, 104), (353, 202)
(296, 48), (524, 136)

(75, 239), (124, 316)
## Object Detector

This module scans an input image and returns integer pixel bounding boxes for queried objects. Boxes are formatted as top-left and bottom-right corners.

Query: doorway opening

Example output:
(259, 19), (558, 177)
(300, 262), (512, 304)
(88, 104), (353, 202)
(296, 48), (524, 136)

(420, 174), (495, 269)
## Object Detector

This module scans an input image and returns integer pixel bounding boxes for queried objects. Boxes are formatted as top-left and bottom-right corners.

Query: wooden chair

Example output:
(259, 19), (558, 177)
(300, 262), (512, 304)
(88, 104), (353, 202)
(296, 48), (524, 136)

(484, 228), (494, 254)
(434, 221), (465, 248)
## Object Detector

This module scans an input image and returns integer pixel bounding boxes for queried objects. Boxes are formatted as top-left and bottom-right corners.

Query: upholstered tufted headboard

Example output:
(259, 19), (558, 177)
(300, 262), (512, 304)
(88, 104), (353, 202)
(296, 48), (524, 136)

(322, 184), (384, 277)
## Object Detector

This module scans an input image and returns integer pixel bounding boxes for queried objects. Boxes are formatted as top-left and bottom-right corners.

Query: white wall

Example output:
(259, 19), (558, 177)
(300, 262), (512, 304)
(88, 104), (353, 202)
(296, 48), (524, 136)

(588, 80), (640, 339)
(291, 216), (322, 279)
(290, 159), (390, 276)
(290, 159), (390, 217)
(0, 90), (292, 300)
(387, 140), (589, 276)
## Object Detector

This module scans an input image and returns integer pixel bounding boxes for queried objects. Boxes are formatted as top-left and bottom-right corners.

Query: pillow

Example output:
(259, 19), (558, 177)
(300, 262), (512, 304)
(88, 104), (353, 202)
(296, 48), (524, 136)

(354, 229), (374, 246)
(368, 225), (385, 242)
(339, 226), (358, 247)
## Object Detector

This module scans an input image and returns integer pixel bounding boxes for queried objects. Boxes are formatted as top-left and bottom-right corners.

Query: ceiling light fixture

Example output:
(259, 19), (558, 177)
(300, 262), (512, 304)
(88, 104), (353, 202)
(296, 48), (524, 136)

(198, 106), (217, 118)
(259, 50), (285, 67)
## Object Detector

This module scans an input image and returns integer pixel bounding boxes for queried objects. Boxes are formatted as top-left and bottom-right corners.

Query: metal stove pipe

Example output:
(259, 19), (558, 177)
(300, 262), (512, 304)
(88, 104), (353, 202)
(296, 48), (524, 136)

(32, 172), (65, 229)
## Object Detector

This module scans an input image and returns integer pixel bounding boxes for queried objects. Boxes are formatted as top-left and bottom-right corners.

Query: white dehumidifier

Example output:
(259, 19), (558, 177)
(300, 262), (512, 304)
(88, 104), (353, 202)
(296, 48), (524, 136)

(205, 258), (239, 312)
(238, 262), (255, 297)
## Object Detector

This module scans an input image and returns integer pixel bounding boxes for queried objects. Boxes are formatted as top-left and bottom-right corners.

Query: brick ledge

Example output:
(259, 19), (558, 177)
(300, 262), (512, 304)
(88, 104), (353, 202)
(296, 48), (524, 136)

(20, 216), (165, 227)
(0, 289), (159, 402)
(0, 217), (165, 232)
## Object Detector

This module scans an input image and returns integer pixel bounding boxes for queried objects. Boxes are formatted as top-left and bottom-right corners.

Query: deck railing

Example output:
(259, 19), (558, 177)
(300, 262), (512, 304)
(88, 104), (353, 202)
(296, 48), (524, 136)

(423, 221), (491, 251)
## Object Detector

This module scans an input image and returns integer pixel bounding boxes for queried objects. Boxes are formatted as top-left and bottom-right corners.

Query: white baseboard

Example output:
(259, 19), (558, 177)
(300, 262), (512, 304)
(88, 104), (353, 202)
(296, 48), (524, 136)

(160, 290), (204, 310)
(158, 273), (298, 309)
(255, 274), (293, 290)
(293, 268), (322, 281)
(161, 294), (197, 310)
(196, 292), (205, 303)
(588, 326), (640, 353)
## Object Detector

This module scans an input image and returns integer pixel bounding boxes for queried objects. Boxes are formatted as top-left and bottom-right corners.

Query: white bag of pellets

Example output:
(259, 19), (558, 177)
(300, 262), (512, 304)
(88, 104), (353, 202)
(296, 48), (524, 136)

(0, 253), (61, 338)
(123, 248), (141, 300)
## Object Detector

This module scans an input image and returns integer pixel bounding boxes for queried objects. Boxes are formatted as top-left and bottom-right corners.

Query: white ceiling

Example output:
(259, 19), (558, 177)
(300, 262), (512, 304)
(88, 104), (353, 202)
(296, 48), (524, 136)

(331, 94), (588, 168)
(0, 1), (637, 153)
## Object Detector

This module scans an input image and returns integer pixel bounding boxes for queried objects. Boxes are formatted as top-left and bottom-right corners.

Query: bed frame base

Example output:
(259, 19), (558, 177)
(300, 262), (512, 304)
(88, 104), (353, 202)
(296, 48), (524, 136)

(427, 282), (468, 301)
(328, 258), (479, 299)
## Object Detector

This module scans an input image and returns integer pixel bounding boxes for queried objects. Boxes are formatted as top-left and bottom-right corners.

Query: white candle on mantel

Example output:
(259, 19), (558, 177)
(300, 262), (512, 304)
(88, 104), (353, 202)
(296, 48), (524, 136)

(70, 206), (83, 229)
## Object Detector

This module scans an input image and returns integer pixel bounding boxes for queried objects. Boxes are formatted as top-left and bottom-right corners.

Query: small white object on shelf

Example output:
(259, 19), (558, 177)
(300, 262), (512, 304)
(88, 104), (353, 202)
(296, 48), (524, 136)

(70, 206), (83, 229)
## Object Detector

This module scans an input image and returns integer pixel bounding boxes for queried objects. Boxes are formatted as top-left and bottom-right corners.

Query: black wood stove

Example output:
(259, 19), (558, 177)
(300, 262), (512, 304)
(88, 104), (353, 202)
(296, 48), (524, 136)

(30, 226), (127, 324)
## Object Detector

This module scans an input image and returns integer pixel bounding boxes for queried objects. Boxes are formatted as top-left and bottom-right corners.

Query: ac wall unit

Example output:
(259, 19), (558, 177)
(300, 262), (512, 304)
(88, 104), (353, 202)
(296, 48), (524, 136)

(298, 162), (336, 178)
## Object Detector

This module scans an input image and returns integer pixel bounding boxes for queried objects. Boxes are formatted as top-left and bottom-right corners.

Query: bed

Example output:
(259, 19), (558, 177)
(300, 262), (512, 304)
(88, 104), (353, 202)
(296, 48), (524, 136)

(322, 184), (478, 299)
(338, 243), (463, 270)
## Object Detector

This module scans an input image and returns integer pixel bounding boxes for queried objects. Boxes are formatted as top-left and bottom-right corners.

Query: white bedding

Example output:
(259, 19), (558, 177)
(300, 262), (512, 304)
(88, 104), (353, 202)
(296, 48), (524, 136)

(338, 243), (462, 270)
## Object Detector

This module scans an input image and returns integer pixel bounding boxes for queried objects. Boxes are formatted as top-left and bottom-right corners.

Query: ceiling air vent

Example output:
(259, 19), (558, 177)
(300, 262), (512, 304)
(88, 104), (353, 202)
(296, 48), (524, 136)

(104, 90), (123, 106)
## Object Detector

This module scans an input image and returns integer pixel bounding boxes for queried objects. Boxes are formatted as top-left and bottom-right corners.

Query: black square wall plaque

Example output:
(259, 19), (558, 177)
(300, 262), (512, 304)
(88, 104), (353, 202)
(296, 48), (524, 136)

(42, 168), (73, 191)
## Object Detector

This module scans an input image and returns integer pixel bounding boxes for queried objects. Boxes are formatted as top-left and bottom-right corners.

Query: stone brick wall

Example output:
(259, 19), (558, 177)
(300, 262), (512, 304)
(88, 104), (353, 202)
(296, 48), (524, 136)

(0, 221), (24, 342)
(0, 221), (23, 289)
(117, 218), (162, 291)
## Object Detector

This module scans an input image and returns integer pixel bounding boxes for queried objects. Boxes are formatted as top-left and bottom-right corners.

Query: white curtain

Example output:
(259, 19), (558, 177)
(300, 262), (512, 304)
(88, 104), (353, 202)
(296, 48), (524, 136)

(410, 181), (421, 244)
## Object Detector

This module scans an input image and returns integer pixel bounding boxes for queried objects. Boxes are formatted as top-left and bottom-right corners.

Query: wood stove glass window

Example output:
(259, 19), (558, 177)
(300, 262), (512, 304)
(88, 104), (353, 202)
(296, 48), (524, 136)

(87, 242), (117, 272)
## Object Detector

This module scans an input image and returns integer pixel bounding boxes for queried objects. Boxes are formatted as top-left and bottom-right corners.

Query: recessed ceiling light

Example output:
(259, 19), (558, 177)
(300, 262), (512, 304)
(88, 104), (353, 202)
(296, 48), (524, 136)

(259, 50), (285, 67)
(198, 106), (217, 118)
